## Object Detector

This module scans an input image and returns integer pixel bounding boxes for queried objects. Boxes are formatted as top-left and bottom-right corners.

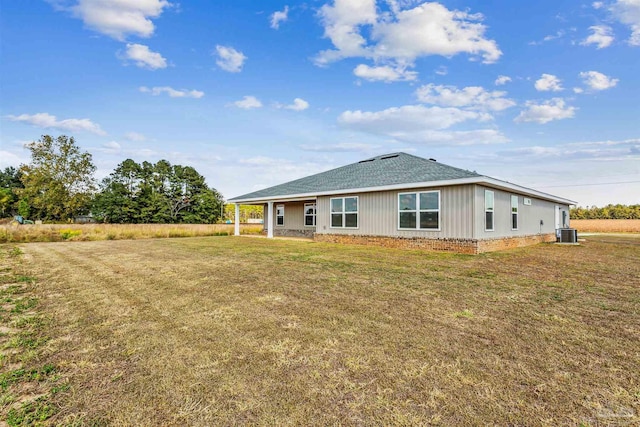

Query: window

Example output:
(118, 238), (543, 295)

(276, 205), (284, 226)
(330, 196), (358, 228)
(304, 203), (316, 226)
(511, 195), (518, 230)
(398, 191), (440, 230)
(485, 190), (494, 231)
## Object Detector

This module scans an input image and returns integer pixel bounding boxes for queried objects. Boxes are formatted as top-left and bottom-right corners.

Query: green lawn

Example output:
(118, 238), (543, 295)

(1, 235), (639, 425)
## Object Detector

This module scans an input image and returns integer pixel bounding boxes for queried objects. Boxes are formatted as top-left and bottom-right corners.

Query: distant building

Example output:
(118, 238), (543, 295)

(74, 215), (97, 224)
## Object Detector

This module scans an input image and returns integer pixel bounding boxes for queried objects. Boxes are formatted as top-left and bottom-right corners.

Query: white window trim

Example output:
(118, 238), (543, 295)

(397, 190), (441, 231)
(329, 196), (359, 229)
(276, 204), (285, 227)
(511, 195), (519, 231)
(304, 202), (316, 227)
(485, 190), (494, 232)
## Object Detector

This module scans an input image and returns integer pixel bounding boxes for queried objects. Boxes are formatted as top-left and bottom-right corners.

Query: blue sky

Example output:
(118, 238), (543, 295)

(1, 0), (638, 206)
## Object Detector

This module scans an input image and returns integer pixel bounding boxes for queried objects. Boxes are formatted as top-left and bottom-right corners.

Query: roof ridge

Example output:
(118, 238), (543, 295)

(360, 151), (404, 161)
(399, 152), (479, 175)
(229, 151), (482, 201)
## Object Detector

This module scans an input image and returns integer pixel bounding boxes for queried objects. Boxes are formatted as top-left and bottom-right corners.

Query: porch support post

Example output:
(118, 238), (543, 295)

(234, 203), (240, 236)
(267, 201), (274, 238)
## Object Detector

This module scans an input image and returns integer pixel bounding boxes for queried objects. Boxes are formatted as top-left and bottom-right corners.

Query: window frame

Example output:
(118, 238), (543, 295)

(304, 202), (316, 227)
(485, 190), (495, 232)
(397, 190), (441, 231)
(275, 204), (285, 227)
(329, 196), (359, 229)
(511, 195), (519, 230)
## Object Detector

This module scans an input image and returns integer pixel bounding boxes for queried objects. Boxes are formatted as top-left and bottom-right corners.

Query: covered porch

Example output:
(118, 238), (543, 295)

(234, 198), (317, 239)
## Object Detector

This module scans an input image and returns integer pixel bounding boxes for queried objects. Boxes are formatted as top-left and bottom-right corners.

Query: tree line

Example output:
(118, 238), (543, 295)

(570, 204), (640, 220)
(8, 135), (635, 224)
(1, 135), (226, 223)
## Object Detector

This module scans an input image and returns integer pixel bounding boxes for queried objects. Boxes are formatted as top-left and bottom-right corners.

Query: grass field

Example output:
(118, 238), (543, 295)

(0, 223), (263, 243)
(1, 235), (639, 425)
(571, 219), (640, 233)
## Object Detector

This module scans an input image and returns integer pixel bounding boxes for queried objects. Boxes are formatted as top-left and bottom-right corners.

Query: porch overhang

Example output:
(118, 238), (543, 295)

(229, 196), (318, 205)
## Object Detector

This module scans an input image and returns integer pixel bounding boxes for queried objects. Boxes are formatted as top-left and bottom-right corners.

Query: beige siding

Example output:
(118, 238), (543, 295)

(474, 185), (569, 238)
(271, 201), (316, 232)
(257, 185), (568, 240)
(316, 185), (476, 239)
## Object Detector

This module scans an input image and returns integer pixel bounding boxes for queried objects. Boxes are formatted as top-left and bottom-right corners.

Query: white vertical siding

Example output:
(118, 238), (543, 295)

(316, 185), (476, 239)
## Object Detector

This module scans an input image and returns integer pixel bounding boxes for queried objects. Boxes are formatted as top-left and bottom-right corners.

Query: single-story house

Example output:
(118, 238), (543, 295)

(228, 152), (576, 254)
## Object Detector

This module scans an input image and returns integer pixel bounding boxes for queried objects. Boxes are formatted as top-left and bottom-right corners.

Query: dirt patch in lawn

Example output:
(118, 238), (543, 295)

(4, 234), (639, 426)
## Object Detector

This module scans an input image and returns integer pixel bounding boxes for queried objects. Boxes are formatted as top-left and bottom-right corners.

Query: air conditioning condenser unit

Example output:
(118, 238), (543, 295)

(558, 228), (578, 243)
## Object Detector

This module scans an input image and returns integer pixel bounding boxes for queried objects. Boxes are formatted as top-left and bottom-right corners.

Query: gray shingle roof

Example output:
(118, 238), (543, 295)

(229, 152), (481, 201)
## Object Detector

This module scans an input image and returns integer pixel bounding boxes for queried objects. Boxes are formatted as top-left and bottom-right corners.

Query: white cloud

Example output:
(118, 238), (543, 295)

(124, 148), (160, 158)
(270, 6), (289, 29)
(233, 155), (332, 192)
(0, 150), (24, 169)
(233, 96), (263, 109)
(581, 25), (615, 49)
(124, 131), (146, 141)
(573, 87), (585, 94)
(415, 84), (516, 112)
(530, 30), (565, 45)
(495, 138), (640, 161)
(7, 112), (107, 135)
(535, 74), (563, 92)
(339, 105), (481, 132)
(473, 139), (640, 206)
(316, 0), (377, 64)
(274, 98), (310, 111)
(239, 156), (281, 167)
(139, 86), (204, 98)
(543, 30), (565, 42)
(593, 2), (605, 9)
(514, 98), (576, 124)
(403, 129), (509, 145)
(353, 64), (417, 82)
(495, 75), (512, 85)
(315, 0), (501, 76)
(215, 45), (247, 72)
(338, 110), (509, 145)
(220, 155), (335, 196)
(611, 0), (640, 45)
(122, 43), (167, 69)
(336, 104), (507, 145)
(579, 71), (619, 90)
(434, 66), (448, 76)
(299, 142), (380, 152)
(55, 0), (172, 41)
(373, 3), (502, 64)
(99, 141), (122, 154)
(279, 98), (309, 111)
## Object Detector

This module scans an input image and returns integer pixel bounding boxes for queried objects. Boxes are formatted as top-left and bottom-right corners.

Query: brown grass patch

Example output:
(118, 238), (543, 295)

(572, 219), (640, 233)
(0, 223), (263, 243)
(3, 235), (640, 425)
